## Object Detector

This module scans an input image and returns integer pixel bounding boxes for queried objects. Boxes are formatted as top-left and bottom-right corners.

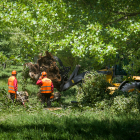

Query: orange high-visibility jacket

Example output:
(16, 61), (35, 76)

(41, 78), (52, 94)
(8, 76), (18, 94)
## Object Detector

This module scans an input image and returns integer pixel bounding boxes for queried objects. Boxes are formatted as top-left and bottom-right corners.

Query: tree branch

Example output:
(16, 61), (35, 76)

(106, 16), (128, 25)
(105, 11), (140, 25)
(113, 11), (140, 16)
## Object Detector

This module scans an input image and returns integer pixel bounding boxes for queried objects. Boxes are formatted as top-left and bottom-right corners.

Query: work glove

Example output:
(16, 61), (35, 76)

(16, 91), (20, 95)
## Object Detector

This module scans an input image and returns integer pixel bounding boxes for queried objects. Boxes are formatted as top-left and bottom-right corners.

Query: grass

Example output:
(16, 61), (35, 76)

(0, 109), (140, 140)
(60, 86), (77, 106)
(1, 66), (140, 139)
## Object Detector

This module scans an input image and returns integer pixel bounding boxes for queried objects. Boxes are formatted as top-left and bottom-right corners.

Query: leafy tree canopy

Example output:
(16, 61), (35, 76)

(0, 0), (140, 73)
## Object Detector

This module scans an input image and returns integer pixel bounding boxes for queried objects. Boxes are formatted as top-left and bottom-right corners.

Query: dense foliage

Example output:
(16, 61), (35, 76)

(76, 70), (140, 113)
(111, 90), (140, 114)
(0, 0), (140, 72)
(76, 70), (111, 106)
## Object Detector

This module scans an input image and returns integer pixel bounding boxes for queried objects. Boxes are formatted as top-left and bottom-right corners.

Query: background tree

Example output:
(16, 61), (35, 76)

(0, 0), (140, 73)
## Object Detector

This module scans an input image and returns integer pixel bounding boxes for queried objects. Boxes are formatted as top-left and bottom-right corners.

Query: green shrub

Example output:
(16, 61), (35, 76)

(0, 71), (11, 78)
(94, 99), (113, 110)
(76, 70), (111, 107)
(111, 90), (140, 114)
(0, 88), (13, 111)
(0, 65), (23, 78)
(75, 70), (140, 114)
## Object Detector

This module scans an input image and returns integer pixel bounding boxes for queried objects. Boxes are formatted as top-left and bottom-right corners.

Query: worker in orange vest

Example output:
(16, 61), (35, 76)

(36, 71), (54, 107)
(8, 70), (18, 102)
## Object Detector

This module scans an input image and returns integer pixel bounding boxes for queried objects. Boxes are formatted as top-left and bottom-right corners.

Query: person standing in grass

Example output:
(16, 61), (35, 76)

(36, 71), (54, 107)
(8, 70), (18, 102)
